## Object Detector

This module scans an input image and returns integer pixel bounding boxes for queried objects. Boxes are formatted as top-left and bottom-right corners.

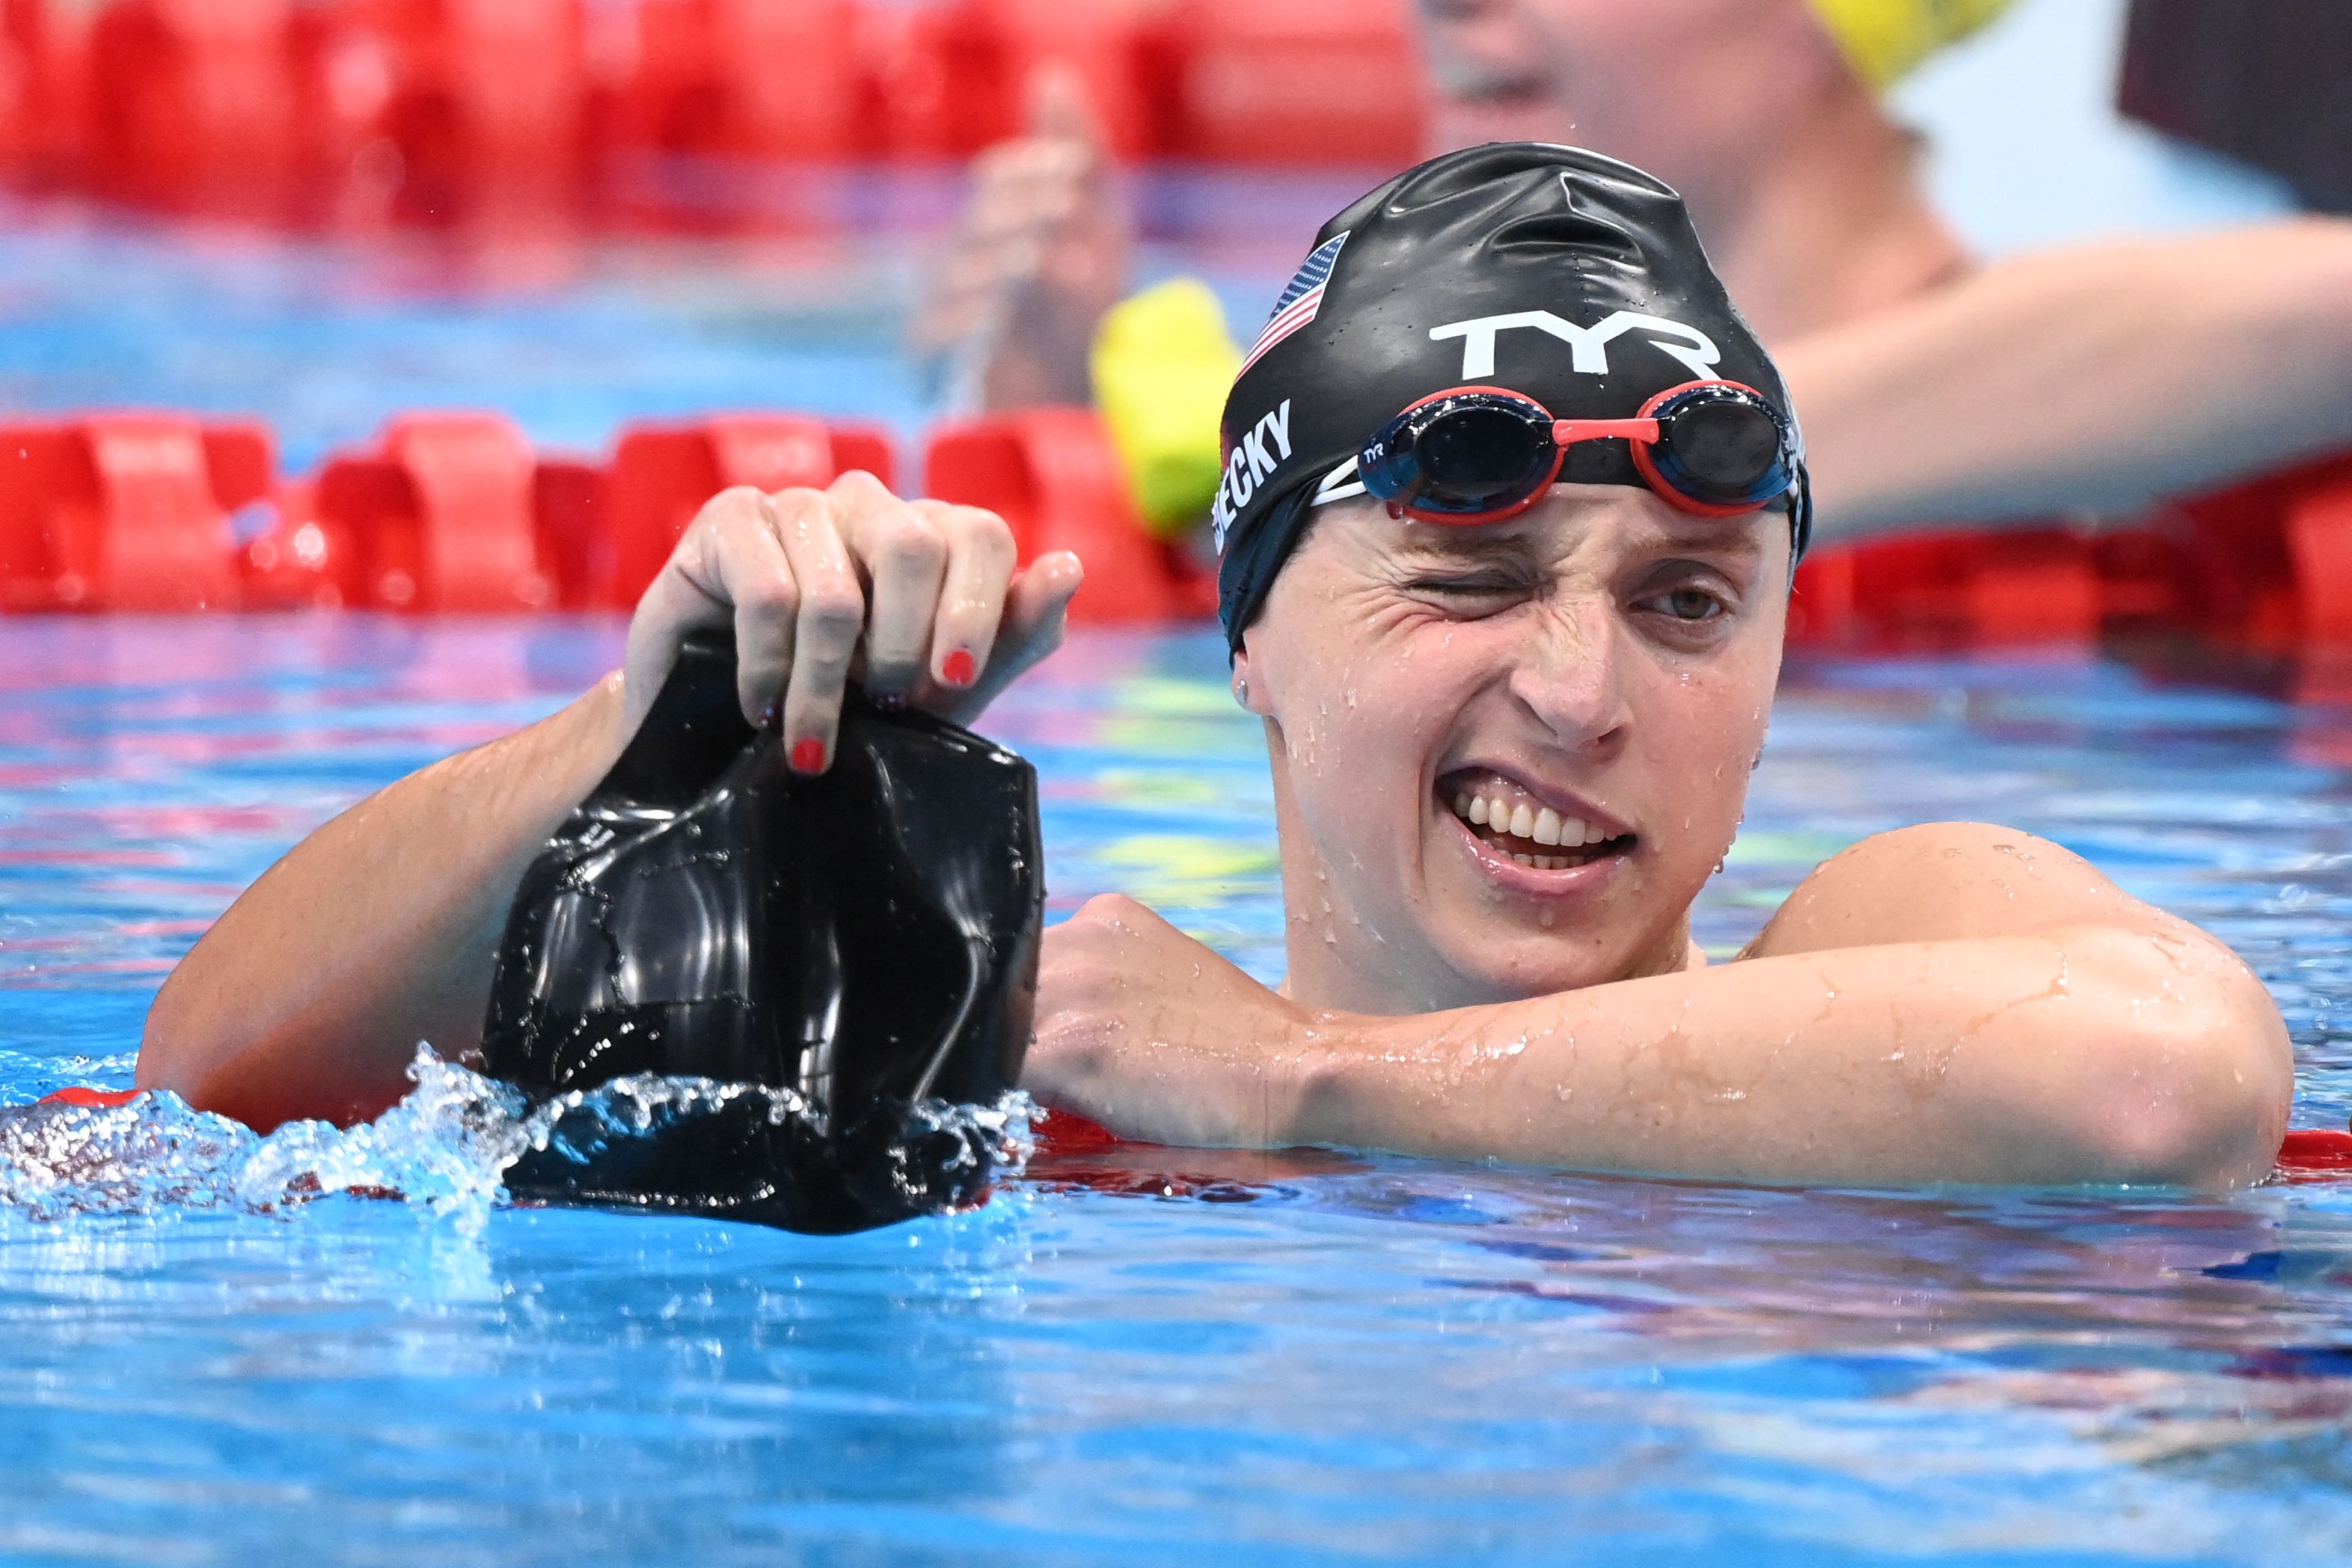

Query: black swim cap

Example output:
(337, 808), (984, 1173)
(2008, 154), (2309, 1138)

(483, 633), (1042, 1234)
(1213, 142), (1810, 650)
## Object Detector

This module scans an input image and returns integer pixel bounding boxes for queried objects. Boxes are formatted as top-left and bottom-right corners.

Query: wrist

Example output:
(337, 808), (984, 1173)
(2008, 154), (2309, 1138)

(1273, 1007), (1365, 1149)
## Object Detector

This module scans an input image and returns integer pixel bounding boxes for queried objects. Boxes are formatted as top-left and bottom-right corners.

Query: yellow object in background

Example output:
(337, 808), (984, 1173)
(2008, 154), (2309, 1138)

(1806, 0), (2019, 91)
(1091, 278), (1243, 539)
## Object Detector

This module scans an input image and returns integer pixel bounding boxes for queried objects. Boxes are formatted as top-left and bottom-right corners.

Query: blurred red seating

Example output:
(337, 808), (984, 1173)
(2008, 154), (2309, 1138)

(2, 0), (93, 185)
(598, 414), (897, 608)
(924, 407), (1213, 623)
(1789, 451), (2352, 652)
(0, 413), (254, 611)
(313, 413), (553, 611)
(0, 0), (39, 174)
(2077, 451), (2352, 652)
(2288, 468), (2352, 643)
(1166, 0), (1424, 165)
(293, 0), (588, 225)
(869, 0), (1163, 160)
(1789, 530), (2103, 651)
(618, 0), (868, 162)
(85, 0), (297, 215)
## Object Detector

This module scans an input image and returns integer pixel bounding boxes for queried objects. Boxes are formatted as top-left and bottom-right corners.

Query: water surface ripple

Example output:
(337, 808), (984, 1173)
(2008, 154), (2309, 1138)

(2, 619), (2350, 1566)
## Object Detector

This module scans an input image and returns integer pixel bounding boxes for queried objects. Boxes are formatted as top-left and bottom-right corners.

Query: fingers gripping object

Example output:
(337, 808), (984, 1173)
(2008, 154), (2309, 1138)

(482, 631), (1044, 1234)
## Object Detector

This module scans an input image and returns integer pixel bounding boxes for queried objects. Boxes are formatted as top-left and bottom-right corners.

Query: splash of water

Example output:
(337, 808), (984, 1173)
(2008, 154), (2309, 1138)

(0, 1049), (1037, 1229)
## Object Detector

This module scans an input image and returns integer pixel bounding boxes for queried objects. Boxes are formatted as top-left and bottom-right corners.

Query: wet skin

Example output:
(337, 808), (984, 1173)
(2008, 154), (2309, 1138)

(1229, 486), (1780, 1017)
(1024, 488), (2289, 1186)
(141, 474), (2291, 1186)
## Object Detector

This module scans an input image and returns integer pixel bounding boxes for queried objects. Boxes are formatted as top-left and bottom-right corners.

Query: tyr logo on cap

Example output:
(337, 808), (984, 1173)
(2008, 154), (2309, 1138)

(1430, 309), (1722, 382)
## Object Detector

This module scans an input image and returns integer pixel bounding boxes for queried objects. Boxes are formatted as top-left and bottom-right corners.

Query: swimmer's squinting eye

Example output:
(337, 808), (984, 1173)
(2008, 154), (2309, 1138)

(1402, 571), (1534, 611)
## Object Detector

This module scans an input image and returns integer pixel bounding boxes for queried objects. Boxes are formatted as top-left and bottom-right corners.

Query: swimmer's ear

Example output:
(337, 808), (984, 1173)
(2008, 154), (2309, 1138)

(1231, 646), (1273, 717)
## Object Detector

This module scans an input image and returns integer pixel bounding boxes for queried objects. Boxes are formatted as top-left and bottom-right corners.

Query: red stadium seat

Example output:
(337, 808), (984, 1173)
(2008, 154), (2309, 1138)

(0, 413), (248, 612)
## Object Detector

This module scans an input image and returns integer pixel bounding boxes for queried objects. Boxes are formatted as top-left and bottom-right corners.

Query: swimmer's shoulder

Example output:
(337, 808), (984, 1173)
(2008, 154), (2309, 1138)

(1736, 821), (2151, 959)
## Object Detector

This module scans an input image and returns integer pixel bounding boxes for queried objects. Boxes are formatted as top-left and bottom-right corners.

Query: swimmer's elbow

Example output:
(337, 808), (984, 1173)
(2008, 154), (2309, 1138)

(136, 967), (207, 1096)
(2247, 219), (2352, 408)
(136, 968), (253, 1116)
(2052, 927), (2293, 1189)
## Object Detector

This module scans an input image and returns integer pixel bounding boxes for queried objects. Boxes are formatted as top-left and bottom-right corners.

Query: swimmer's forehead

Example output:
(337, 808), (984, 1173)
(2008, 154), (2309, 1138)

(1350, 494), (1775, 565)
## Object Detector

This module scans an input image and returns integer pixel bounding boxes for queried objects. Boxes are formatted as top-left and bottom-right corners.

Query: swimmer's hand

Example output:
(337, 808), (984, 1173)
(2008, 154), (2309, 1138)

(1027, 895), (1317, 1148)
(625, 470), (1083, 770)
(910, 64), (1130, 410)
(1026, 833), (2290, 1187)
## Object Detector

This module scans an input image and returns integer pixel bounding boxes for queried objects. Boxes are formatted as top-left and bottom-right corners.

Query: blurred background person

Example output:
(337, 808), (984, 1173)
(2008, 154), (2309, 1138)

(916, 0), (2352, 550)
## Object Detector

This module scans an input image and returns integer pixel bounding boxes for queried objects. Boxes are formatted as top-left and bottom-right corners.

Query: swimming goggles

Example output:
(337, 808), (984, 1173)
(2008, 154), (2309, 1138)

(1341, 380), (1797, 525)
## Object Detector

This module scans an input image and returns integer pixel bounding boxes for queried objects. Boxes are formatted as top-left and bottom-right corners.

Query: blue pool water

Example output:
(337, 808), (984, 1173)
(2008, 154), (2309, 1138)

(3, 616), (2352, 1565)
(7, 135), (2352, 1563)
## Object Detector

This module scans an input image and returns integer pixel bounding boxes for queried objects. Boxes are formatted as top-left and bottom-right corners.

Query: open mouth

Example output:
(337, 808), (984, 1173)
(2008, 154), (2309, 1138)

(1438, 772), (1636, 872)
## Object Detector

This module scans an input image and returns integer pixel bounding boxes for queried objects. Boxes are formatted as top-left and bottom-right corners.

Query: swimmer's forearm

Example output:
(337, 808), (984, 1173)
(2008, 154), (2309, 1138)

(1788, 221), (2352, 539)
(1285, 926), (2290, 1189)
(139, 673), (633, 1130)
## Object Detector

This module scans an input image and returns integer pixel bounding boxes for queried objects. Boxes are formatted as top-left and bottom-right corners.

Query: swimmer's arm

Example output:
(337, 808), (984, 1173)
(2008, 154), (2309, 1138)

(138, 678), (636, 1132)
(1785, 220), (2352, 541)
(144, 476), (1076, 1132)
(1032, 826), (2292, 1187)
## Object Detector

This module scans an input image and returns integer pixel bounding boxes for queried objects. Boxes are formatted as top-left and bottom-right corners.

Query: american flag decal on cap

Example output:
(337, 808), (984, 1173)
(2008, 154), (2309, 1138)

(1240, 232), (1348, 373)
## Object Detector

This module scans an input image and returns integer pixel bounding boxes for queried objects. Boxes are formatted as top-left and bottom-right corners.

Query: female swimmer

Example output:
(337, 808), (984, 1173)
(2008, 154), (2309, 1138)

(139, 145), (2291, 1186)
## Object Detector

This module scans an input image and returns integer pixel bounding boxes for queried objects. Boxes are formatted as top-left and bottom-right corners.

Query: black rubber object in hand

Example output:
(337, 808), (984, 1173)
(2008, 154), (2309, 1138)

(482, 631), (1044, 1234)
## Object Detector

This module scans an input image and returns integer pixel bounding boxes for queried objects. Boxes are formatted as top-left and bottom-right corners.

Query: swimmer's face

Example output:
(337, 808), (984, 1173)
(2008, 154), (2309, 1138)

(1236, 485), (1788, 1012)
(1418, 0), (1841, 177)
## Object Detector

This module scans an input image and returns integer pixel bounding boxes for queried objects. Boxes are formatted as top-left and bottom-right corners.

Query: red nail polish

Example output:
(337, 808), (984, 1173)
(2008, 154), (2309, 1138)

(942, 649), (979, 687)
(791, 738), (826, 773)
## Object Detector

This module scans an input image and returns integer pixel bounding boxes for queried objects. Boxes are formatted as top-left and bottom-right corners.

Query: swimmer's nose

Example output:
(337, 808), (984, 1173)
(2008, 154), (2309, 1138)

(1509, 595), (1632, 756)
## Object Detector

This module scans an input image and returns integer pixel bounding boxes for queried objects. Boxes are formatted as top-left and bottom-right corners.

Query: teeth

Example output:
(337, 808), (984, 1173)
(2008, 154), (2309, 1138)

(1448, 784), (1623, 854)
(1512, 852), (1533, 866)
